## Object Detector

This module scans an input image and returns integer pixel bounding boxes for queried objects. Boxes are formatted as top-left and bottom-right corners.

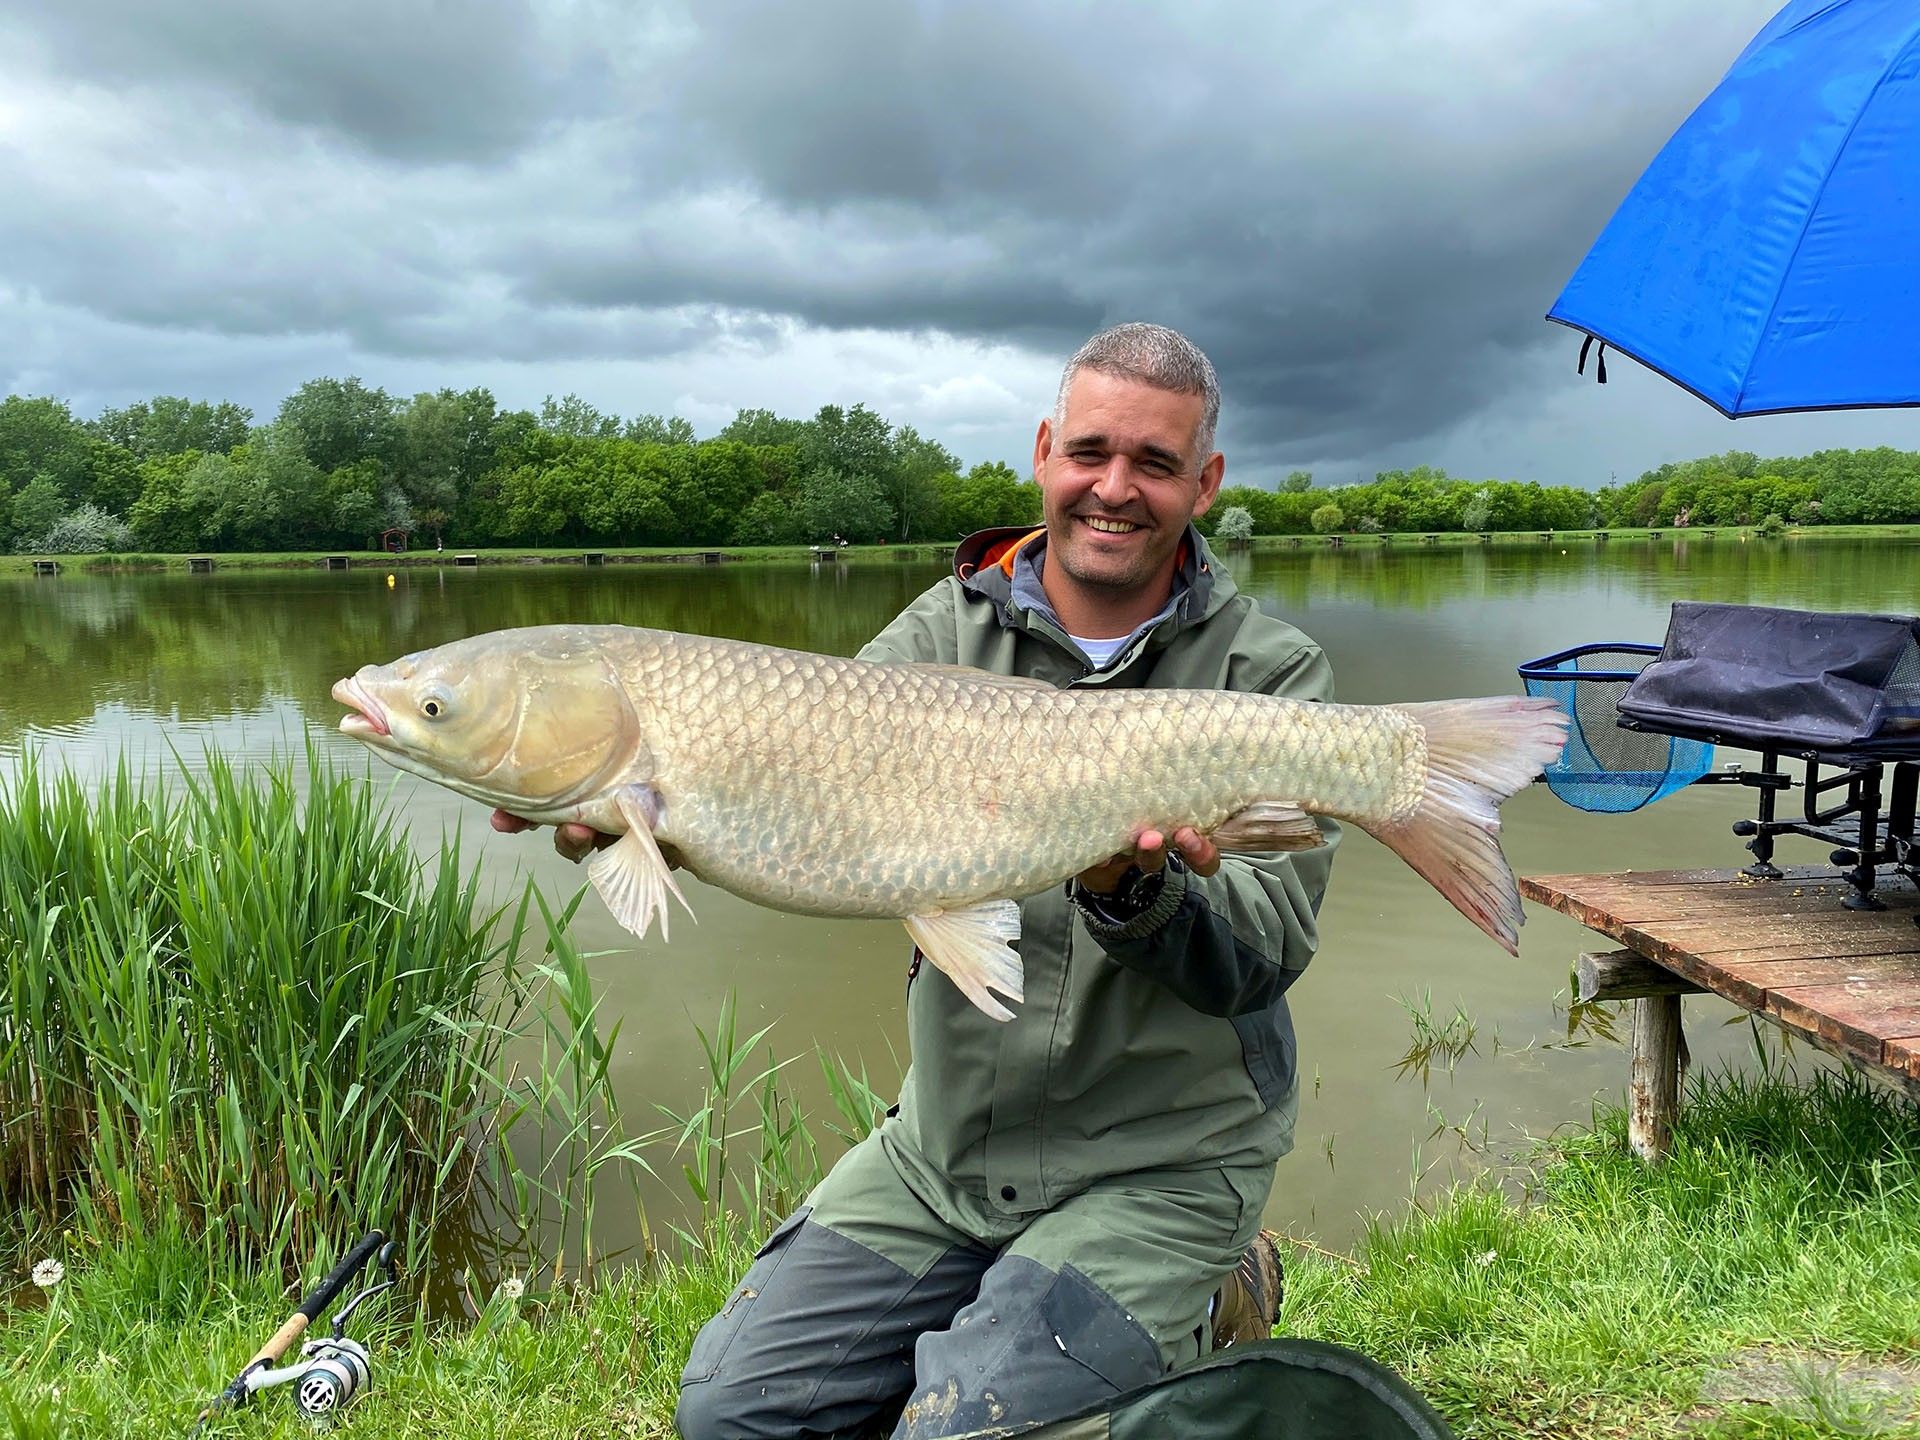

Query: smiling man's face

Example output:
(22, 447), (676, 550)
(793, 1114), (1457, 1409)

(1031, 369), (1224, 636)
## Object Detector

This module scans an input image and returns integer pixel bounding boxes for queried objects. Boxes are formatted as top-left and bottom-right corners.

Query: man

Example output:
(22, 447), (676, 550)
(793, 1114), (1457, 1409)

(503, 323), (1338, 1438)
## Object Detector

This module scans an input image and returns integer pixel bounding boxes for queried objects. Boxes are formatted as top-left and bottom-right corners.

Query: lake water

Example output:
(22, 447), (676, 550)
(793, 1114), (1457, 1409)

(7, 534), (1919, 1250)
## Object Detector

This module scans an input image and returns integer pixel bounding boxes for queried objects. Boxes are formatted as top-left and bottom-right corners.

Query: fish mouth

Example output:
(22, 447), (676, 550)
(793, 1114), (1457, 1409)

(332, 675), (392, 740)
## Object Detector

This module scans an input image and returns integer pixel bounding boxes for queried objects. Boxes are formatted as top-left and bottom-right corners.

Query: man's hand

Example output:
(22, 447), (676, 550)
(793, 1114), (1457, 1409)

(490, 810), (619, 864)
(1077, 825), (1221, 894)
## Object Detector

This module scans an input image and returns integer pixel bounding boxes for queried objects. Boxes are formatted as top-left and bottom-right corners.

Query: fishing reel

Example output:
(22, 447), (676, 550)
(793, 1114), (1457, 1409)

(246, 1334), (374, 1420)
(193, 1233), (399, 1433)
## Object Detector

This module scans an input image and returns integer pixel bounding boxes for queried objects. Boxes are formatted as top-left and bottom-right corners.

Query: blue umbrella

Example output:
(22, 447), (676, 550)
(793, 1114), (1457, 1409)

(1548, 0), (1920, 417)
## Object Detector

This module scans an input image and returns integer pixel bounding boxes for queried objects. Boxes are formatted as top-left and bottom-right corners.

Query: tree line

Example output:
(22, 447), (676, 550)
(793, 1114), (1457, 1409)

(0, 383), (1038, 554)
(4, 381), (1920, 554)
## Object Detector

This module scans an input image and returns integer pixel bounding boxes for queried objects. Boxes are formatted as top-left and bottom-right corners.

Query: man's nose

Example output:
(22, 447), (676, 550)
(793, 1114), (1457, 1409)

(1091, 457), (1134, 505)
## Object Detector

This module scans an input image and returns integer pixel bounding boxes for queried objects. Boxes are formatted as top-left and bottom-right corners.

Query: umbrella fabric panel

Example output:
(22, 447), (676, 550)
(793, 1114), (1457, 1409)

(1548, 0), (1920, 416)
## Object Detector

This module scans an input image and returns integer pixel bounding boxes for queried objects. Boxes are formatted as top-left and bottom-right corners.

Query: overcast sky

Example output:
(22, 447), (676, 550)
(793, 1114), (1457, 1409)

(4, 0), (1918, 488)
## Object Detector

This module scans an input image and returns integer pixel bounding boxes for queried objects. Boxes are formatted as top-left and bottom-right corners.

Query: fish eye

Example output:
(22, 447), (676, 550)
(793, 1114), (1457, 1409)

(421, 686), (452, 720)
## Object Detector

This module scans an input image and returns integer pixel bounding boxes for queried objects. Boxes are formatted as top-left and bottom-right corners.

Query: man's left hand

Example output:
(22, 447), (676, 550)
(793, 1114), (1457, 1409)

(1077, 826), (1221, 894)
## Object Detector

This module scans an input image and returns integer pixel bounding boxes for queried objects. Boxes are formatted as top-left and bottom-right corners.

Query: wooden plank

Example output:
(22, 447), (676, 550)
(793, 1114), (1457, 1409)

(1702, 952), (1920, 1011)
(1576, 950), (1706, 1002)
(1765, 985), (1920, 1067)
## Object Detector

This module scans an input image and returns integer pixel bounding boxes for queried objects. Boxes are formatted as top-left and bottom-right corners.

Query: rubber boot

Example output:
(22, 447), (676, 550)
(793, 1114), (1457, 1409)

(1209, 1229), (1285, 1349)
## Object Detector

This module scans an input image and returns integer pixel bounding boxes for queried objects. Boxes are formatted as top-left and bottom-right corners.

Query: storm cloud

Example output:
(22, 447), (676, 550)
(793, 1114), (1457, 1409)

(4, 0), (1916, 484)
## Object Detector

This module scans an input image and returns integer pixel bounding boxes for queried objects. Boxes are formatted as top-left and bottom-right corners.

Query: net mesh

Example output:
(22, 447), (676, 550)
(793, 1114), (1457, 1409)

(1519, 646), (1714, 813)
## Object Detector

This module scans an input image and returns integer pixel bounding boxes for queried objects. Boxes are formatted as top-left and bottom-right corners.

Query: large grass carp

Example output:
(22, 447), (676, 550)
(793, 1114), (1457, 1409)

(334, 625), (1567, 1020)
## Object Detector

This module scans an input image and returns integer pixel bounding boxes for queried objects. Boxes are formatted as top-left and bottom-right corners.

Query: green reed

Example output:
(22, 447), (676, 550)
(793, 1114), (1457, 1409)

(0, 747), (523, 1281)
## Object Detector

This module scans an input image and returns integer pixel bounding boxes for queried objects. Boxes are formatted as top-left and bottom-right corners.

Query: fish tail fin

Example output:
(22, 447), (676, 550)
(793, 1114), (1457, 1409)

(1357, 697), (1568, 955)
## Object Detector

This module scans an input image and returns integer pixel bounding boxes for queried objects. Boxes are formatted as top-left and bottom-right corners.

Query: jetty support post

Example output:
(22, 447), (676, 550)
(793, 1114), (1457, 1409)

(1579, 949), (1702, 1164)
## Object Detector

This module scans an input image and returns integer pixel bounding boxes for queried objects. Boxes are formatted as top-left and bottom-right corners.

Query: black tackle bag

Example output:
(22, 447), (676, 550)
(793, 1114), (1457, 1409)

(1616, 601), (1920, 756)
(968, 1338), (1457, 1439)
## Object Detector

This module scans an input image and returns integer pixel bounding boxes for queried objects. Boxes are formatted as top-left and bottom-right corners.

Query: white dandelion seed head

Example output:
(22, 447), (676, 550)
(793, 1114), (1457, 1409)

(31, 1259), (64, 1288)
(498, 1276), (525, 1301)
(1476, 1250), (1498, 1267)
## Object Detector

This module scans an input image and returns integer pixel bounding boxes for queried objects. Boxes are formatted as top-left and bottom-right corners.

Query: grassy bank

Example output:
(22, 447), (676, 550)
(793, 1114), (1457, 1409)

(6, 524), (1920, 575)
(6, 1065), (1918, 1438)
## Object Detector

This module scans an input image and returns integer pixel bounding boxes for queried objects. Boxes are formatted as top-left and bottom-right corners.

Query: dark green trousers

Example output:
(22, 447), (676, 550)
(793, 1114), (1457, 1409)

(676, 1126), (1273, 1440)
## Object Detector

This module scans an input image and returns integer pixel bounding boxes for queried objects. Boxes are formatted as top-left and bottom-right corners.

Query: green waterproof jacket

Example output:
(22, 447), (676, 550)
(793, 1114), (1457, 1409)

(855, 524), (1340, 1216)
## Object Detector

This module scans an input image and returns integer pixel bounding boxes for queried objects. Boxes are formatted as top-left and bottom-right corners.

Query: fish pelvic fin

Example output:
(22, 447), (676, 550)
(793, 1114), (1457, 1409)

(1209, 800), (1325, 852)
(904, 900), (1025, 1022)
(588, 786), (695, 942)
(1364, 697), (1569, 955)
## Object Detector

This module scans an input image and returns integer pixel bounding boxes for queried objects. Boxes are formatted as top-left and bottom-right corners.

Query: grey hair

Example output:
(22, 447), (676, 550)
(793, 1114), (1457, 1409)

(1052, 323), (1221, 463)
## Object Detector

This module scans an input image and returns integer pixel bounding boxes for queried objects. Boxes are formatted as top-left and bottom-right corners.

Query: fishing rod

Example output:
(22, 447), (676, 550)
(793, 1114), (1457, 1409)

(190, 1230), (399, 1431)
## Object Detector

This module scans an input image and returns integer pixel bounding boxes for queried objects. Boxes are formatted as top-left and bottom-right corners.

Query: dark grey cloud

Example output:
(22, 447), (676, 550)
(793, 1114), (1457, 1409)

(7, 0), (1912, 483)
(0, 0), (606, 162)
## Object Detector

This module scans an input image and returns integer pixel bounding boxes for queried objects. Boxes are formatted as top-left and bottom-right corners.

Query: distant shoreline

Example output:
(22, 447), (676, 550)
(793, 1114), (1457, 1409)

(7, 523), (1920, 576)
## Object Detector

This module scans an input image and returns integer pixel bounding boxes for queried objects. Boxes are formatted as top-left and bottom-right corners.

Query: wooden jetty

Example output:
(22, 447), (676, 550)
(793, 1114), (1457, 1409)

(582, 551), (606, 566)
(455, 553), (479, 567)
(1523, 865), (1920, 1161)
(187, 556), (214, 573)
(32, 559), (58, 575)
(809, 546), (844, 564)
(321, 555), (350, 570)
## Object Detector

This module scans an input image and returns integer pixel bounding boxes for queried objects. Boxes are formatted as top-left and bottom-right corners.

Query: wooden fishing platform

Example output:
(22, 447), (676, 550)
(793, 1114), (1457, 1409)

(1523, 864), (1920, 1159)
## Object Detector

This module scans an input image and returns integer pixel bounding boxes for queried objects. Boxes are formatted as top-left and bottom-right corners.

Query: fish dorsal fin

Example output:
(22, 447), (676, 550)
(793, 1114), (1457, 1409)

(588, 786), (696, 941)
(899, 663), (1054, 692)
(1210, 801), (1326, 853)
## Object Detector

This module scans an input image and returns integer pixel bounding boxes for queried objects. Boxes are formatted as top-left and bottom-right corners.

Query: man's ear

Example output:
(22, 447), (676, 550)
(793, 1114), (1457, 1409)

(1031, 417), (1054, 482)
(1191, 451), (1225, 518)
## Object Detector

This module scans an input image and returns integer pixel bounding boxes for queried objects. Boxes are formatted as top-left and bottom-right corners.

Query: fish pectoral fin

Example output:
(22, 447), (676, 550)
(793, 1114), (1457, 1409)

(588, 787), (695, 942)
(904, 900), (1025, 1023)
(1209, 801), (1325, 853)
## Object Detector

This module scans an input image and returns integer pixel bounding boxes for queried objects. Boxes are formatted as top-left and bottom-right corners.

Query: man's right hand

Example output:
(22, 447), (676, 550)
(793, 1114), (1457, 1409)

(490, 809), (618, 864)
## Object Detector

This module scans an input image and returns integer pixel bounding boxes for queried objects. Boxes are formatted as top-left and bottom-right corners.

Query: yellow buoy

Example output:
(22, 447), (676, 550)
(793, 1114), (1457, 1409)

(387, 574), (396, 588)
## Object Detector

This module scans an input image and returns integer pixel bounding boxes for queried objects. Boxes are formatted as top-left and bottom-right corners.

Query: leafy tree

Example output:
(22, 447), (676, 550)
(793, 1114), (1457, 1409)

(887, 425), (960, 542)
(1309, 502), (1345, 534)
(39, 503), (133, 554)
(731, 490), (807, 546)
(720, 407), (809, 448)
(804, 403), (893, 485)
(9, 476), (66, 550)
(539, 393), (621, 439)
(397, 387), (498, 540)
(935, 461), (1039, 538)
(90, 396), (251, 461)
(0, 397), (93, 502)
(85, 439), (144, 517)
(1281, 470), (1314, 493)
(1214, 505), (1255, 542)
(278, 378), (399, 474)
(624, 413), (697, 446)
(1460, 489), (1492, 533)
(127, 452), (211, 551)
(800, 466), (892, 543)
